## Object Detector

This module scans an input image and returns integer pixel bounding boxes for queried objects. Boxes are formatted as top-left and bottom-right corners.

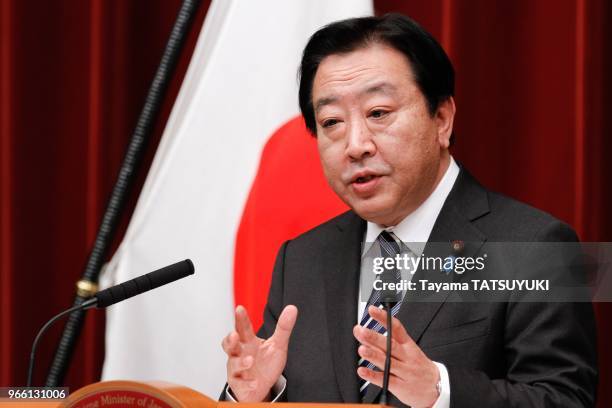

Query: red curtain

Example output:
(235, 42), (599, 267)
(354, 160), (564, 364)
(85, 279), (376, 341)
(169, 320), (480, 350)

(0, 0), (209, 389)
(1, 0), (610, 405)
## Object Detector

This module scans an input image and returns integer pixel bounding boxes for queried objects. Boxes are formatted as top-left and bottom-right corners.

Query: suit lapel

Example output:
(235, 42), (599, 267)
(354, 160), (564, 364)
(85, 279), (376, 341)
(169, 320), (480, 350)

(363, 167), (489, 404)
(396, 208), (486, 336)
(322, 212), (365, 403)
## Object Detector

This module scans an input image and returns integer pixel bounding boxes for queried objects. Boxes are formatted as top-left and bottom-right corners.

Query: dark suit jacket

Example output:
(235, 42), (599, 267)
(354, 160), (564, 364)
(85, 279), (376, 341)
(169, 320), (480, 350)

(226, 168), (598, 407)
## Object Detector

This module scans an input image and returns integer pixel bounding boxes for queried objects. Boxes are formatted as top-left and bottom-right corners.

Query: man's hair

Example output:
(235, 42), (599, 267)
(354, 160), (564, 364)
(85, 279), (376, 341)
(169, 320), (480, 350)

(298, 13), (455, 141)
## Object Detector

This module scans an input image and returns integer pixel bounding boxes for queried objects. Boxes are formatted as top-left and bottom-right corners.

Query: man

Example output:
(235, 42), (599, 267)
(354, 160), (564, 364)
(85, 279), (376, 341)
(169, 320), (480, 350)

(221, 14), (597, 407)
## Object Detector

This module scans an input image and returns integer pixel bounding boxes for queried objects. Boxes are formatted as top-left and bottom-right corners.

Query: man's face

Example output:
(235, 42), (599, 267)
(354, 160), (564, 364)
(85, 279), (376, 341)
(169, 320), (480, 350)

(312, 44), (454, 226)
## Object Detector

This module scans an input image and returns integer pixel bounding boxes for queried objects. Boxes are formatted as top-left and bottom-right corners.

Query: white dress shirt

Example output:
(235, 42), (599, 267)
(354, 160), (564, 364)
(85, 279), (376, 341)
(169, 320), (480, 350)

(228, 157), (459, 406)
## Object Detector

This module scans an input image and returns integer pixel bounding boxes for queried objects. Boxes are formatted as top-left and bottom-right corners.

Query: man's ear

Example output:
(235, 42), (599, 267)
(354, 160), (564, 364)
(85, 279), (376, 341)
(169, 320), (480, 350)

(435, 97), (456, 149)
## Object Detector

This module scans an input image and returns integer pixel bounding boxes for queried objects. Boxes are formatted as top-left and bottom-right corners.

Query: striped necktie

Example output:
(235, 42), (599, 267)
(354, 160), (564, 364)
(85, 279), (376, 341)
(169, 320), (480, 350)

(358, 230), (403, 399)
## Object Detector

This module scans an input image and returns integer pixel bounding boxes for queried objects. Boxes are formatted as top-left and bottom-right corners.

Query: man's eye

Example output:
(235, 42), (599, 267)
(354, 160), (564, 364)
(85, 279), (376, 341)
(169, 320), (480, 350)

(370, 109), (388, 119)
(322, 119), (338, 128)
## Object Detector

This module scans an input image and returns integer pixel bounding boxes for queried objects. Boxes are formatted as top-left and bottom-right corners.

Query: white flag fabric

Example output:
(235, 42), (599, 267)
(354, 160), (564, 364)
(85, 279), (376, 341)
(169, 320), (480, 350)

(101, 0), (373, 397)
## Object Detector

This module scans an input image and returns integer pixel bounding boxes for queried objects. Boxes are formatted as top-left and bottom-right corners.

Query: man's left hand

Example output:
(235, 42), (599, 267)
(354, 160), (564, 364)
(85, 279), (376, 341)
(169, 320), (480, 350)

(353, 305), (440, 408)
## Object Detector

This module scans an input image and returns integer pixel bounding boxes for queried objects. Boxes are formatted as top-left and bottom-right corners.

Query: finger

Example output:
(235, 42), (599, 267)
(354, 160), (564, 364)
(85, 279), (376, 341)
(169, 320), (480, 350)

(357, 366), (384, 388)
(235, 305), (256, 343)
(227, 355), (253, 374)
(368, 305), (415, 346)
(353, 324), (386, 350)
(358, 345), (407, 378)
(222, 331), (241, 356)
(231, 368), (255, 382)
(270, 305), (298, 349)
(353, 325), (409, 362)
(356, 367), (402, 394)
(228, 375), (258, 392)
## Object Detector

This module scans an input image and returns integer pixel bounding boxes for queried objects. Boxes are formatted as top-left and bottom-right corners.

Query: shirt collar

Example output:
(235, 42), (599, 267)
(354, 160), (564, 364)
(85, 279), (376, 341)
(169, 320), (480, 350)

(363, 156), (460, 256)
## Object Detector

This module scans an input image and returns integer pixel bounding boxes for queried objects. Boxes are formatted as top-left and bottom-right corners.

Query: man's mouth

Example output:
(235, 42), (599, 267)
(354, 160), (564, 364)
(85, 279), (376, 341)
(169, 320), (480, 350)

(355, 175), (377, 184)
(350, 170), (381, 184)
(350, 173), (383, 196)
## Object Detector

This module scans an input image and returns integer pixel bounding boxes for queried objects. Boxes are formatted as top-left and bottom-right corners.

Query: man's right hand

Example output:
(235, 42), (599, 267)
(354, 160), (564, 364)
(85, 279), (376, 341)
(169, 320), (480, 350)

(221, 304), (298, 402)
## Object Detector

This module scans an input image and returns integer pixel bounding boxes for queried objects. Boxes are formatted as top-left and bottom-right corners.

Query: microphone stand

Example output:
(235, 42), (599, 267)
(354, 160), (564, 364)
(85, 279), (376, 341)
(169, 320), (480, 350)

(379, 300), (395, 406)
(27, 299), (96, 387)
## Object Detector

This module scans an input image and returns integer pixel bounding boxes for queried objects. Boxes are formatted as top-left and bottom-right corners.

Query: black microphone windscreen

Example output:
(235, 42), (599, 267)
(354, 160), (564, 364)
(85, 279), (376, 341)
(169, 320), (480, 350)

(96, 259), (194, 308)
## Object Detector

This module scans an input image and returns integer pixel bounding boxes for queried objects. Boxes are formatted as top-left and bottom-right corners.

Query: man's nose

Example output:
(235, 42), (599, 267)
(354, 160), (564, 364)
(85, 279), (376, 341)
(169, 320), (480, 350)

(345, 118), (376, 161)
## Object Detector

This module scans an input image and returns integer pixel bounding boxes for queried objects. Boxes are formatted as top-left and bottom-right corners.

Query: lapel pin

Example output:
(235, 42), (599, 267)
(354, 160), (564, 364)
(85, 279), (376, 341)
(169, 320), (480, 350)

(451, 240), (464, 254)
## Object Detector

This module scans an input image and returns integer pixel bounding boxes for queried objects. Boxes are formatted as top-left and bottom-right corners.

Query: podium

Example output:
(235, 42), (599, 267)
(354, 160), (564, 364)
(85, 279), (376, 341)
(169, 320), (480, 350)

(10, 381), (384, 407)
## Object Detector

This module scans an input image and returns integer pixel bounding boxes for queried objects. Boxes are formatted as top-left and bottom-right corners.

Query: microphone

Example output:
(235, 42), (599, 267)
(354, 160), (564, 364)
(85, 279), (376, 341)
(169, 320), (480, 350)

(379, 299), (396, 406)
(378, 269), (400, 406)
(88, 258), (194, 309)
(26, 259), (195, 387)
